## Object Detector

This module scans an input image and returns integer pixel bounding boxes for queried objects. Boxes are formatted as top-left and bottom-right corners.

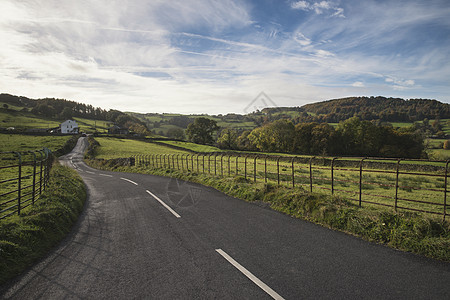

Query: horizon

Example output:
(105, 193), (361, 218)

(1, 1), (449, 115)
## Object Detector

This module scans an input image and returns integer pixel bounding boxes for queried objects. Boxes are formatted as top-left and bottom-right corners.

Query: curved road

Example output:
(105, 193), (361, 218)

(1, 137), (449, 299)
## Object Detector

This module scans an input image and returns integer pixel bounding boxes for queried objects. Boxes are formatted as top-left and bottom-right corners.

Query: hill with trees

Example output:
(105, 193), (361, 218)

(261, 96), (450, 124)
(0, 93), (149, 134)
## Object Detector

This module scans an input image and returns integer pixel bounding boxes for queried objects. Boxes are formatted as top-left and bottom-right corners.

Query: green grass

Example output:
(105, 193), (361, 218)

(158, 140), (222, 153)
(86, 136), (449, 218)
(0, 134), (72, 152)
(93, 137), (188, 159)
(73, 117), (111, 133)
(0, 107), (110, 134)
(390, 122), (414, 128)
(0, 163), (86, 284)
(0, 109), (61, 130)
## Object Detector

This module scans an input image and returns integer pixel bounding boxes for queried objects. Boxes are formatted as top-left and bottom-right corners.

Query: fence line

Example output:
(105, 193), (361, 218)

(0, 148), (53, 219)
(134, 153), (449, 221)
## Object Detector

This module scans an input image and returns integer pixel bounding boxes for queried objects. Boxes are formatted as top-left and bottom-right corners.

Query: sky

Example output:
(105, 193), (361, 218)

(0, 0), (449, 114)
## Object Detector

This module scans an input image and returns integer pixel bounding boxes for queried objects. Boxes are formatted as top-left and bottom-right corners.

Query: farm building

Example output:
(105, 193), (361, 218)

(60, 120), (79, 134)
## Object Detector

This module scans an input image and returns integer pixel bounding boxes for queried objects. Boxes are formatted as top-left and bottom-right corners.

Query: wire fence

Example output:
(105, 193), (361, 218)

(134, 153), (449, 221)
(0, 148), (53, 219)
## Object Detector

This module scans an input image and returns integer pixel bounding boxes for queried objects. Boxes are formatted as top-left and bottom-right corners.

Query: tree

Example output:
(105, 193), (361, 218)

(167, 128), (185, 140)
(248, 120), (295, 153)
(217, 128), (239, 149)
(185, 117), (219, 145)
(60, 107), (73, 119)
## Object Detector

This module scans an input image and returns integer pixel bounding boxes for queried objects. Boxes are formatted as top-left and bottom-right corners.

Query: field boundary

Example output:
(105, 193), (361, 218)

(0, 149), (53, 219)
(134, 152), (449, 220)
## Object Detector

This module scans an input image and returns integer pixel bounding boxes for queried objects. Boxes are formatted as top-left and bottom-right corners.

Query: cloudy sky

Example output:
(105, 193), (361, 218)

(1, 0), (449, 114)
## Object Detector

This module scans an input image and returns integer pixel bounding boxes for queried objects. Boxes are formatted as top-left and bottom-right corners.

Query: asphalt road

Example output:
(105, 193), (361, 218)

(1, 137), (449, 299)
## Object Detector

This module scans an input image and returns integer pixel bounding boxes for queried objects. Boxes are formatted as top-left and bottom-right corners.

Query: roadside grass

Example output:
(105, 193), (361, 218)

(1, 135), (79, 212)
(0, 163), (86, 285)
(83, 136), (449, 261)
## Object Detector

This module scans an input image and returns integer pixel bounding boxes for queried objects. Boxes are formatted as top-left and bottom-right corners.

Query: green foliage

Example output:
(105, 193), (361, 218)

(217, 128), (239, 149)
(186, 117), (219, 145)
(299, 96), (450, 123)
(0, 163), (86, 284)
(242, 117), (425, 158)
(166, 127), (186, 140)
(248, 119), (294, 153)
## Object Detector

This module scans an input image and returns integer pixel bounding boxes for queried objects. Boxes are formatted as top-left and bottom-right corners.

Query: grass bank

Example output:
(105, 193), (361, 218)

(87, 159), (450, 262)
(0, 163), (86, 285)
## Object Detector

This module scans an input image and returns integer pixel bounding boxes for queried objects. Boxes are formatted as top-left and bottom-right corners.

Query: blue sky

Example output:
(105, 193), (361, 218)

(0, 0), (449, 114)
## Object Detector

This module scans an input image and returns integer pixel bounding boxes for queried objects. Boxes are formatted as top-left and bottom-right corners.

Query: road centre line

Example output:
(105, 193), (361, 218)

(99, 174), (113, 177)
(215, 249), (285, 300)
(146, 190), (181, 218)
(85, 171), (96, 174)
(120, 177), (138, 185)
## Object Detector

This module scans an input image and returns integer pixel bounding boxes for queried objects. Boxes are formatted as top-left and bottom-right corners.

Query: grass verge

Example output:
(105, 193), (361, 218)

(87, 159), (450, 262)
(0, 163), (86, 285)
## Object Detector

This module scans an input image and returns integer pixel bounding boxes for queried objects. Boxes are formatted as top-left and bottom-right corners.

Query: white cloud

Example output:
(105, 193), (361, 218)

(291, 1), (345, 17)
(0, 0), (448, 114)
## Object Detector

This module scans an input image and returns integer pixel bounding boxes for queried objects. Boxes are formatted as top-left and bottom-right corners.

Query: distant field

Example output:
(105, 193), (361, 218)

(73, 117), (111, 133)
(0, 107), (110, 134)
(0, 109), (60, 130)
(0, 134), (72, 152)
(158, 140), (222, 153)
(93, 137), (188, 159)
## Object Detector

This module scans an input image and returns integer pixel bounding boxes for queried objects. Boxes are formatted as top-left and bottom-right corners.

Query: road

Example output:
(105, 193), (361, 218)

(1, 137), (449, 299)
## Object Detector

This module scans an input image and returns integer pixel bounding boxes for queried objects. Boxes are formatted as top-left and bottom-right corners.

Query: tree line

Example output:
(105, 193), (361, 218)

(284, 96), (450, 123)
(190, 117), (426, 159)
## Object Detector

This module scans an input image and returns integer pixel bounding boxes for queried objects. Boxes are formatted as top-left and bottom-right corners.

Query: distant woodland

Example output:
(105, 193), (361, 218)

(261, 96), (450, 123)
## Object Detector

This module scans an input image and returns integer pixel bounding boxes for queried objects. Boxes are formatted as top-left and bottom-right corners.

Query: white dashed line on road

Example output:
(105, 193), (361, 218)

(99, 174), (113, 177)
(146, 190), (181, 218)
(215, 249), (285, 300)
(86, 171), (96, 174)
(120, 177), (138, 185)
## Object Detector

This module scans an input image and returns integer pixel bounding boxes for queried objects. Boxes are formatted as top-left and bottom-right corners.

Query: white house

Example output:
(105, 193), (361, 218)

(60, 120), (79, 134)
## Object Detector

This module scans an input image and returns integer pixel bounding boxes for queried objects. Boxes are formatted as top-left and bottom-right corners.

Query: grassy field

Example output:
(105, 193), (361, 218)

(0, 134), (72, 152)
(73, 117), (112, 133)
(93, 137), (188, 159)
(158, 140), (222, 153)
(87, 137), (449, 218)
(0, 109), (61, 130)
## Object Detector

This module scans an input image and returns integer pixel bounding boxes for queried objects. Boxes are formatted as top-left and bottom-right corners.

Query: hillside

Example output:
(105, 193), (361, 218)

(262, 96), (450, 123)
(0, 93), (148, 134)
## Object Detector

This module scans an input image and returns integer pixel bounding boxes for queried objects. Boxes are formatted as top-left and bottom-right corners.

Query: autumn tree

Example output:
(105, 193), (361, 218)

(217, 128), (239, 149)
(186, 117), (219, 145)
